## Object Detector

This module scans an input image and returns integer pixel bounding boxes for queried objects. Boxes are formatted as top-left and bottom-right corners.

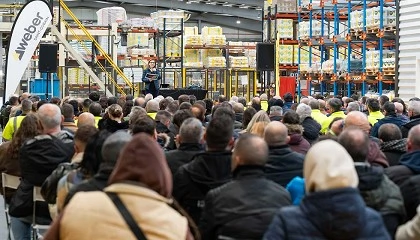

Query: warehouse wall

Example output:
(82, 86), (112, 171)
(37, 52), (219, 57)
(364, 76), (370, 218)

(398, 0), (420, 100)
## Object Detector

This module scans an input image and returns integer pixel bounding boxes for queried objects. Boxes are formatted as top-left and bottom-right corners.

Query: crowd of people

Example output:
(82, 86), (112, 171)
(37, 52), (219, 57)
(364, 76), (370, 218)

(0, 90), (420, 239)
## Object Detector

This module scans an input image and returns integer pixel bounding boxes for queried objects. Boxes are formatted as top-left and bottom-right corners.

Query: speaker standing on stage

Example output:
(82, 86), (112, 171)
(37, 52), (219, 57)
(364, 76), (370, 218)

(142, 60), (161, 98)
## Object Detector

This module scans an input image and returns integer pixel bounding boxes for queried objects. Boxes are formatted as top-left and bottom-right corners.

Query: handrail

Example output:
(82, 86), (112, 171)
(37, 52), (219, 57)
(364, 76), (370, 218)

(61, 17), (125, 95)
(59, 0), (134, 90)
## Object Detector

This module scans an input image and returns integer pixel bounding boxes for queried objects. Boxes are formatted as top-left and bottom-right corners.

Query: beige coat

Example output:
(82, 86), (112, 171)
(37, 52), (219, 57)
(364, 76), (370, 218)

(59, 183), (189, 240)
(396, 205), (420, 240)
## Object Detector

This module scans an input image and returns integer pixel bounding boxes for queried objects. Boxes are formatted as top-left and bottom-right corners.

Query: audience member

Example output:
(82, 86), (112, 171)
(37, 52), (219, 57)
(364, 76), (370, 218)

(77, 112), (95, 128)
(61, 103), (77, 133)
(296, 103), (321, 144)
(260, 93), (269, 111)
(88, 102), (102, 128)
(179, 102), (192, 110)
(379, 124), (407, 166)
(401, 100), (420, 138)
(264, 140), (391, 240)
(2, 99), (32, 141)
(178, 94), (190, 104)
(269, 106), (283, 121)
(321, 98), (346, 134)
(346, 102), (360, 113)
(241, 107), (257, 130)
(282, 111), (310, 155)
(232, 103), (244, 123)
(200, 134), (291, 240)
(371, 102), (408, 138)
(283, 92), (294, 113)
(367, 98), (384, 127)
(379, 95), (390, 108)
(309, 99), (327, 126)
(146, 100), (159, 119)
(98, 104), (129, 132)
(172, 109), (194, 135)
(155, 110), (176, 150)
(191, 103), (206, 123)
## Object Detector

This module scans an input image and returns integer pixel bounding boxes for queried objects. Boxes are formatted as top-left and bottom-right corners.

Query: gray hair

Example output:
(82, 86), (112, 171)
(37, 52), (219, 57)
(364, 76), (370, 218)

(146, 100), (159, 113)
(129, 106), (147, 125)
(145, 94), (153, 102)
(296, 103), (312, 122)
(38, 103), (62, 130)
(231, 96), (239, 102)
(179, 118), (203, 143)
(21, 99), (33, 113)
(347, 102), (360, 113)
(269, 106), (283, 116)
(408, 100), (420, 116)
(308, 100), (320, 110)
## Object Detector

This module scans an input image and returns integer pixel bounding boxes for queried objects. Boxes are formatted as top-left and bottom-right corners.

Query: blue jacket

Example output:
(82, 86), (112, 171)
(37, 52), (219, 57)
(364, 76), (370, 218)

(371, 115), (408, 138)
(264, 188), (391, 240)
(141, 68), (161, 91)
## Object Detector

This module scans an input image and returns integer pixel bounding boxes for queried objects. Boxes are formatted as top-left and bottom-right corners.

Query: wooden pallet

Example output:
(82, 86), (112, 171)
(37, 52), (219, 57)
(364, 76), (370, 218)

(367, 27), (380, 34)
(384, 26), (396, 32)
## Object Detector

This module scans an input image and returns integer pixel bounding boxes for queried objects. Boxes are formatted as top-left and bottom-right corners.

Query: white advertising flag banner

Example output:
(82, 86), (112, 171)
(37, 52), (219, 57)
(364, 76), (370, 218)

(5, 0), (52, 99)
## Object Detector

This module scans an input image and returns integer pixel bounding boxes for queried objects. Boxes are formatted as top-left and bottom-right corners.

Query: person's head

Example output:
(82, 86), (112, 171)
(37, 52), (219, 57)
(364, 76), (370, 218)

(166, 101), (179, 115)
(7, 114), (41, 159)
(9, 96), (19, 106)
(232, 103), (244, 114)
(77, 112), (95, 128)
(178, 95), (190, 104)
(191, 104), (206, 122)
(61, 103), (75, 120)
(108, 104), (123, 120)
(237, 97), (247, 108)
(189, 95), (197, 105)
(173, 109), (194, 129)
(338, 128), (370, 162)
(99, 97), (108, 111)
(249, 121), (269, 138)
(159, 98), (170, 111)
(283, 92), (293, 103)
(205, 116), (234, 151)
(107, 96), (118, 106)
(179, 102), (192, 110)
(378, 123), (402, 142)
(88, 92), (100, 102)
(88, 102), (102, 117)
(203, 98), (213, 115)
(296, 103), (312, 122)
(304, 140), (359, 193)
(177, 118), (203, 145)
(232, 134), (268, 171)
(218, 95), (227, 104)
(366, 98), (380, 112)
(308, 99), (320, 110)
(144, 93), (153, 103)
(282, 110), (300, 125)
(50, 97), (61, 105)
(343, 97), (354, 108)
(300, 97), (310, 105)
(134, 97), (145, 108)
(269, 106), (283, 117)
(408, 100), (420, 118)
(79, 131), (111, 177)
(327, 98), (342, 113)
(73, 125), (98, 154)
(155, 110), (172, 127)
(410, 97), (420, 102)
(328, 117), (344, 136)
(268, 98), (284, 112)
(393, 102), (404, 115)
(231, 96), (239, 102)
(145, 100), (159, 113)
(251, 97), (261, 111)
(344, 111), (370, 134)
(213, 106), (235, 123)
(108, 133), (172, 198)
(101, 131), (132, 169)
(361, 96), (368, 105)
(351, 94), (360, 101)
(125, 94), (134, 101)
(38, 103), (63, 134)
(68, 99), (80, 115)
(318, 99), (326, 112)
(148, 60), (156, 69)
(21, 99), (32, 114)
(379, 95), (390, 107)
(346, 102), (360, 113)
(392, 97), (407, 114)
(123, 100), (134, 117)
(260, 93), (268, 101)
(128, 106), (147, 126)
(245, 110), (270, 133)
(264, 121), (289, 146)
(131, 115), (157, 139)
(382, 101), (396, 116)
(407, 125), (420, 152)
(242, 107), (257, 129)
(82, 99), (93, 112)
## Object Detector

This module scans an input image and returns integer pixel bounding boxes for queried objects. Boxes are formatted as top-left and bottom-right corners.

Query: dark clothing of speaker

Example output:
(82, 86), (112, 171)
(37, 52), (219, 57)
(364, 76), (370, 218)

(142, 68), (161, 98)
(39, 44), (58, 73)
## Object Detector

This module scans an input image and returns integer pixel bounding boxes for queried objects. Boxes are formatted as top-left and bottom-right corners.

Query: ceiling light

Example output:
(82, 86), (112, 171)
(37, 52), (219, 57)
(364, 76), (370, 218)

(236, 20), (240, 24)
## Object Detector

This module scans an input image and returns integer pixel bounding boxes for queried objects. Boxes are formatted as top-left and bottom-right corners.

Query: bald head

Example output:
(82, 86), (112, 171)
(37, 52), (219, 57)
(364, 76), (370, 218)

(408, 125), (420, 151)
(344, 111), (370, 134)
(22, 92), (31, 100)
(77, 112), (95, 128)
(38, 103), (62, 134)
(134, 97), (146, 108)
(232, 134), (268, 170)
(300, 98), (310, 105)
(339, 127), (370, 162)
(264, 121), (289, 146)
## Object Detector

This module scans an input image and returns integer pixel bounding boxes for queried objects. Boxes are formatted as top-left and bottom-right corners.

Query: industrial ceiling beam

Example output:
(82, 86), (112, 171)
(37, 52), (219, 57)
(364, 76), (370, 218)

(196, 14), (261, 33)
(217, 0), (264, 8)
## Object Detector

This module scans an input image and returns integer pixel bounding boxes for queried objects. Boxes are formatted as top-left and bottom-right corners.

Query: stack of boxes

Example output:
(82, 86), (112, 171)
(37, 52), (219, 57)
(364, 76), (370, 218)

(129, 17), (155, 28)
(277, 19), (294, 39)
(184, 27), (202, 68)
(365, 49), (395, 71)
(203, 49), (226, 68)
(68, 68), (90, 85)
(69, 40), (92, 62)
(202, 26), (226, 46)
(271, 0), (297, 12)
(278, 45), (294, 65)
(151, 10), (184, 31)
(184, 27), (203, 46)
(97, 7), (128, 56)
(350, 7), (397, 31)
(299, 47), (321, 72)
(298, 20), (323, 39)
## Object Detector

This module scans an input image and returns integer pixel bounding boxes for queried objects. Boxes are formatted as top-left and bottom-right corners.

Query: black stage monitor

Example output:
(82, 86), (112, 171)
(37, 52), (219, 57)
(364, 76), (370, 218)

(256, 43), (275, 71)
(39, 43), (58, 73)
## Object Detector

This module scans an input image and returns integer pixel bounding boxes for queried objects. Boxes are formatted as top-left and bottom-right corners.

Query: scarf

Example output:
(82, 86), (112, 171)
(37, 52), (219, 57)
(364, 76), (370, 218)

(380, 139), (407, 153)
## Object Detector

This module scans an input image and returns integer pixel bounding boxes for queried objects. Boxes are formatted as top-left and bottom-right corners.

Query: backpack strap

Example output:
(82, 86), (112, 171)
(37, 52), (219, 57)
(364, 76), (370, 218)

(106, 192), (148, 240)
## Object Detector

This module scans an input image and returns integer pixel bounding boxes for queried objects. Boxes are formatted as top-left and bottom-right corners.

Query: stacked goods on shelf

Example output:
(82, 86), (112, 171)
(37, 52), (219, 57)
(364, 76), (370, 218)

(298, 21), (322, 38)
(97, 7), (127, 25)
(98, 37), (127, 55)
(228, 41), (256, 68)
(202, 49), (226, 68)
(277, 19), (294, 39)
(299, 47), (321, 73)
(69, 40), (92, 62)
(245, 48), (257, 68)
(127, 33), (151, 47)
(128, 48), (156, 57)
(229, 56), (249, 68)
(271, 0), (297, 12)
(350, 7), (396, 31)
(293, 45), (299, 65)
(158, 36), (182, 58)
(278, 45), (294, 65)
(151, 10), (185, 30)
(129, 17), (155, 28)
(68, 68), (90, 84)
(202, 26), (226, 46)
(321, 59), (346, 74)
(184, 49), (202, 68)
(184, 27), (203, 46)
(365, 49), (395, 72)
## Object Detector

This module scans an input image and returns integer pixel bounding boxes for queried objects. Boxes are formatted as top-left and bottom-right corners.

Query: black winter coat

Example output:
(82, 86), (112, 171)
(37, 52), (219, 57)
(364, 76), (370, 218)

(165, 143), (203, 175)
(98, 118), (129, 133)
(265, 145), (305, 187)
(400, 174), (420, 221)
(356, 164), (406, 237)
(301, 117), (321, 144)
(200, 165), (291, 240)
(401, 115), (420, 138)
(385, 150), (420, 186)
(264, 188), (391, 240)
(156, 121), (176, 150)
(9, 133), (74, 222)
(173, 151), (232, 224)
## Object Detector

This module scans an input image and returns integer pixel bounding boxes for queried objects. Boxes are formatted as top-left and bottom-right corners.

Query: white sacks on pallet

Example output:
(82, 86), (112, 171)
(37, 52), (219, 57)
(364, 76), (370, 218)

(96, 7), (127, 25)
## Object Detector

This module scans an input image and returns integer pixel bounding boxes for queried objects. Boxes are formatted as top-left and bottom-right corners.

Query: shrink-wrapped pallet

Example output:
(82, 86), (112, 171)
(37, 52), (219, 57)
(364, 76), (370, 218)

(97, 7), (127, 25)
